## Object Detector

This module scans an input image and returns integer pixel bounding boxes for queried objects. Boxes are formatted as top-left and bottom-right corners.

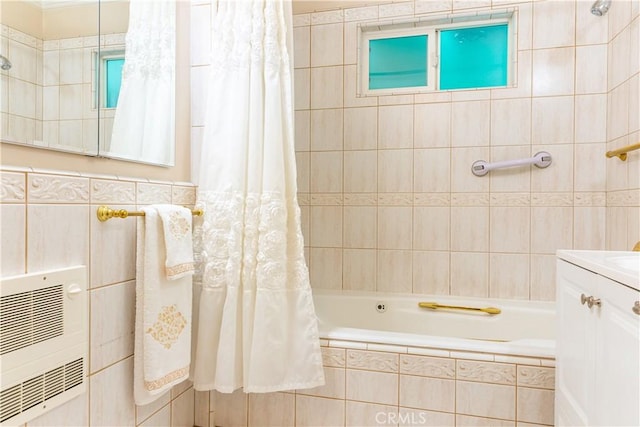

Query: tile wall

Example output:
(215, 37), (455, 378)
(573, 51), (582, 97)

(289, 0), (630, 301)
(208, 343), (555, 427)
(605, 0), (640, 249)
(0, 24), (122, 153)
(0, 165), (201, 426)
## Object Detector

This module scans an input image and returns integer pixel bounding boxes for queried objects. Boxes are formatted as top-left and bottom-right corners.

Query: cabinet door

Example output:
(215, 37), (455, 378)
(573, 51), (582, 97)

(555, 260), (597, 426)
(595, 277), (640, 427)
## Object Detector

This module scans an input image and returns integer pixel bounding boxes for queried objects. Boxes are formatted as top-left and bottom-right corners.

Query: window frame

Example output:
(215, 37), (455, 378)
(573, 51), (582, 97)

(358, 11), (516, 96)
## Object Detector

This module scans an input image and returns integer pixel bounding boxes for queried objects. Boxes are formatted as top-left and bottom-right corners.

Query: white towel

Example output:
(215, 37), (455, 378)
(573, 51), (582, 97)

(134, 206), (192, 406)
(156, 204), (195, 280)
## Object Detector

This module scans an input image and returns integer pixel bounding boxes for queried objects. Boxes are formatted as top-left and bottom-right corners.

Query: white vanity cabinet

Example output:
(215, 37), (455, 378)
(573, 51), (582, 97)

(556, 251), (640, 427)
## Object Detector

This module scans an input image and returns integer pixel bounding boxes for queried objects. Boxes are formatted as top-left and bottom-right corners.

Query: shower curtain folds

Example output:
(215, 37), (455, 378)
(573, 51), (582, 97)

(191, 0), (325, 393)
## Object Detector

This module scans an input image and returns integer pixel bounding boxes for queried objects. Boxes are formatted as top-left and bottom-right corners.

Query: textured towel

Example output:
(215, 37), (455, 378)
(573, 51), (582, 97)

(156, 204), (195, 280)
(134, 206), (192, 405)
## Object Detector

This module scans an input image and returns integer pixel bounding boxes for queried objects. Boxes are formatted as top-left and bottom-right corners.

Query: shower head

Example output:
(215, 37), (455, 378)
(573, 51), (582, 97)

(591, 0), (612, 16)
(0, 55), (11, 71)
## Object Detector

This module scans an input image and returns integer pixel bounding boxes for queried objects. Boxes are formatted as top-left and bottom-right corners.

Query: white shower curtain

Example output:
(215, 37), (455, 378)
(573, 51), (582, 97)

(108, 0), (175, 165)
(191, 0), (325, 393)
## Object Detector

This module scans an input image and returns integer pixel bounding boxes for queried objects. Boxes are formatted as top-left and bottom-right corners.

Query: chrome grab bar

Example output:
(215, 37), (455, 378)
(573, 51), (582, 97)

(418, 302), (501, 315)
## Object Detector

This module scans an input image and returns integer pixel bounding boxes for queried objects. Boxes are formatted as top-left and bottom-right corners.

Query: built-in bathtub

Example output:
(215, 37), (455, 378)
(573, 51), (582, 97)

(308, 291), (557, 426)
(314, 290), (555, 359)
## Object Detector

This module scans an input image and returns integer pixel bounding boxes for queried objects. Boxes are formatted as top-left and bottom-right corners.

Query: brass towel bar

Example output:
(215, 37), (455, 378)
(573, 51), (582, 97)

(418, 302), (501, 315)
(606, 142), (640, 161)
(96, 205), (203, 222)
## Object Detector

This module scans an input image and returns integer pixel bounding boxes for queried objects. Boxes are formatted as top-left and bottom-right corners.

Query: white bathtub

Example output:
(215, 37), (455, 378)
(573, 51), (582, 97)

(313, 290), (555, 359)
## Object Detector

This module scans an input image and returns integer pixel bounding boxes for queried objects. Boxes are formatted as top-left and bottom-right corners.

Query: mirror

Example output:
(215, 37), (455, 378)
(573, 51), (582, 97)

(98, 0), (176, 166)
(0, 0), (100, 155)
(0, 0), (176, 166)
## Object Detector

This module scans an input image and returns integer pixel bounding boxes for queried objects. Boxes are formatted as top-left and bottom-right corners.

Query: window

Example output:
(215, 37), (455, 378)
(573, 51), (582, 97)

(105, 58), (124, 108)
(360, 12), (513, 95)
(95, 50), (125, 108)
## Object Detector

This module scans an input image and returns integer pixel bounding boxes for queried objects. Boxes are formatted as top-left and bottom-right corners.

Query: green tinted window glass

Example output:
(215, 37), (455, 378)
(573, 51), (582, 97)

(440, 24), (508, 90)
(369, 35), (428, 90)
(105, 58), (124, 108)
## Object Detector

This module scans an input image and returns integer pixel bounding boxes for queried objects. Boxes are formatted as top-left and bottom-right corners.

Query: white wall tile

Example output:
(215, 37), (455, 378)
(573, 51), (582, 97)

(295, 395), (345, 427)
(532, 0), (575, 49)
(490, 98), (531, 146)
(451, 101), (490, 147)
(346, 369), (398, 405)
(450, 252), (489, 297)
(575, 94), (608, 143)
(532, 97), (574, 145)
(413, 251), (450, 295)
(297, 366), (346, 399)
(90, 204), (136, 288)
(311, 108), (343, 151)
(344, 206), (376, 248)
(413, 207), (450, 251)
(89, 357), (135, 426)
(532, 48), (575, 97)
(343, 248), (377, 291)
(27, 205), (89, 272)
(414, 148), (450, 193)
(489, 253), (530, 300)
(377, 250), (413, 293)
(414, 103), (451, 148)
(1, 204), (25, 276)
(378, 207), (412, 249)
(516, 387), (554, 425)
(531, 207), (573, 254)
(344, 150), (377, 192)
(576, 0), (608, 45)
(171, 388), (195, 427)
(212, 390), (247, 427)
(310, 151), (343, 192)
(379, 105), (414, 149)
(293, 26), (310, 69)
(451, 207), (489, 252)
(90, 280), (135, 373)
(399, 375), (455, 412)
(310, 248), (343, 289)
(489, 207), (530, 253)
(140, 405), (170, 427)
(576, 45), (608, 94)
(294, 68), (310, 110)
(248, 392), (295, 427)
(311, 66), (344, 109)
(378, 149), (413, 192)
(347, 401), (398, 426)
(456, 381), (515, 420)
(311, 23), (343, 67)
(344, 107), (377, 150)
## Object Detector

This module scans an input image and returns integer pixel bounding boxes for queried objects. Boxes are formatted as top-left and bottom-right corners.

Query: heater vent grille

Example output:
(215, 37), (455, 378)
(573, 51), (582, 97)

(0, 358), (84, 423)
(0, 284), (64, 355)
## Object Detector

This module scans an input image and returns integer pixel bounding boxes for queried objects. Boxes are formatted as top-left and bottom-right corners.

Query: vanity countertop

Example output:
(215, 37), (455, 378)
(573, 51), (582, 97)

(557, 250), (640, 291)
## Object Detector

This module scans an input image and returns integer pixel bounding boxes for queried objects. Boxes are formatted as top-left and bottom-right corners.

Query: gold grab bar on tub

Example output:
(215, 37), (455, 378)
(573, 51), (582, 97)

(96, 205), (204, 222)
(418, 302), (501, 315)
(605, 142), (640, 161)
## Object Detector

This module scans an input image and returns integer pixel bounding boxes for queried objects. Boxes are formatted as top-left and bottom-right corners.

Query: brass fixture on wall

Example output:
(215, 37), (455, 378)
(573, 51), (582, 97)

(633, 241), (640, 252)
(605, 142), (640, 161)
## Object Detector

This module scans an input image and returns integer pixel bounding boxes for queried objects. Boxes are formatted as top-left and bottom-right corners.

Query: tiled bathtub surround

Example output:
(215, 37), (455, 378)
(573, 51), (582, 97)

(605, 0), (640, 250)
(202, 343), (555, 427)
(281, 0), (640, 301)
(0, 165), (198, 426)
